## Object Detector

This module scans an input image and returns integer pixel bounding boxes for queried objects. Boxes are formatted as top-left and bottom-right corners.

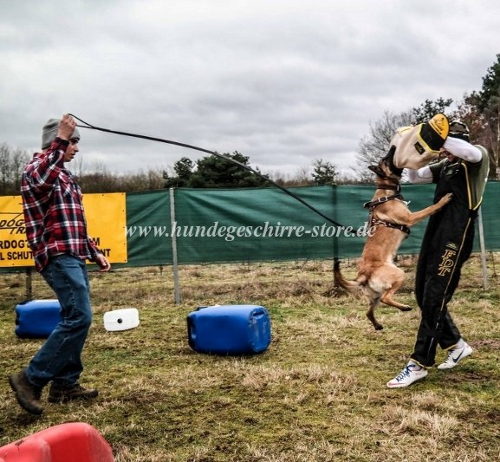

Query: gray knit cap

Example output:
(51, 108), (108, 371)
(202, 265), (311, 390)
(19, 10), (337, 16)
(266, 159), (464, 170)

(41, 118), (81, 149)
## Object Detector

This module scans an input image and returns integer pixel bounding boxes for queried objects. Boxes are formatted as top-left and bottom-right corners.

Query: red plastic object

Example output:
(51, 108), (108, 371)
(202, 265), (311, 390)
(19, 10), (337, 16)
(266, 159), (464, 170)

(0, 422), (114, 461)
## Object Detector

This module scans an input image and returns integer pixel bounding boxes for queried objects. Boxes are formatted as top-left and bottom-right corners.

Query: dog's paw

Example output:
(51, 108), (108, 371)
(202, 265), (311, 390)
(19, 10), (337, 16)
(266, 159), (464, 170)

(440, 193), (453, 205)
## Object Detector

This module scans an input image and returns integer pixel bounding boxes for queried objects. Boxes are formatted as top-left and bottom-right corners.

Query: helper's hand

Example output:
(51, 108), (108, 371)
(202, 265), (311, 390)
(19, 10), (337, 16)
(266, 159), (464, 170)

(57, 114), (77, 141)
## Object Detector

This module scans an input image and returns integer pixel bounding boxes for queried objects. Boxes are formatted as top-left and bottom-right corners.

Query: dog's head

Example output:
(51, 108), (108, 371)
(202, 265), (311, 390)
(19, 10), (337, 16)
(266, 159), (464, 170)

(368, 146), (403, 182)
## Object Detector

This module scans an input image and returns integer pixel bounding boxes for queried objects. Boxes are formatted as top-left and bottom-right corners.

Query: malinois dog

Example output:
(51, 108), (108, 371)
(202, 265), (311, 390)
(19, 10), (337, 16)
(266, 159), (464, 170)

(334, 151), (452, 330)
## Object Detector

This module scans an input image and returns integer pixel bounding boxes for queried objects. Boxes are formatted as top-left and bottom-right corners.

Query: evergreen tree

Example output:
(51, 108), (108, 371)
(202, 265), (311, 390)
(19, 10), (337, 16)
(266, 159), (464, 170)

(411, 97), (453, 123)
(164, 152), (270, 188)
(311, 159), (337, 185)
(467, 54), (500, 178)
(476, 54), (500, 113)
(478, 55), (500, 177)
(164, 157), (195, 187)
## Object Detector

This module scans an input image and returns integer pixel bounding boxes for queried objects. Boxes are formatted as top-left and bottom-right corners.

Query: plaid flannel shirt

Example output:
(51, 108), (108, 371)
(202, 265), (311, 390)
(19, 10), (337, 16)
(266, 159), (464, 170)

(21, 138), (100, 271)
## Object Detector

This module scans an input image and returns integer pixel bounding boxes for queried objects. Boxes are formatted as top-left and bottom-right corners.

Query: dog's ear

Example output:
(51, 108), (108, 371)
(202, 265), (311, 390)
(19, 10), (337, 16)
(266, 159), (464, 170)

(368, 164), (386, 179)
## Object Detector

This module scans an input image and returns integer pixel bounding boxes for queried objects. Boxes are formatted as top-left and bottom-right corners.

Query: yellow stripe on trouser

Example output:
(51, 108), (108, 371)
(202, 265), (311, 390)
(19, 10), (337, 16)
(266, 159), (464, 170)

(428, 217), (473, 356)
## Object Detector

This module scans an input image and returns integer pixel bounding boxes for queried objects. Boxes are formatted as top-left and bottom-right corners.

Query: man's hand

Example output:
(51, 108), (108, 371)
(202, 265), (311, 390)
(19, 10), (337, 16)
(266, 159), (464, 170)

(95, 254), (111, 272)
(57, 114), (77, 141)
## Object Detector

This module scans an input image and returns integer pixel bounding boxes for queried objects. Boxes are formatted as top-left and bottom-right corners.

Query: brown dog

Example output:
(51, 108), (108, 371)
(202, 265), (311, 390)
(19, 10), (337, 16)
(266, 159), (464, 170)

(334, 155), (453, 330)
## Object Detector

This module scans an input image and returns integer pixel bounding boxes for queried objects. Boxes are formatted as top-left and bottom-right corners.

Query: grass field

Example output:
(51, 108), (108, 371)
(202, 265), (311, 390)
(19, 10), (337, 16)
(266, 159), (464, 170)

(0, 255), (499, 461)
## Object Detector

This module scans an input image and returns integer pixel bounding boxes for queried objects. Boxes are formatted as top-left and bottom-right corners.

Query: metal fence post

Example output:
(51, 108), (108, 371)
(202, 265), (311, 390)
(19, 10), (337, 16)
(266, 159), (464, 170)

(169, 188), (181, 304)
(477, 207), (488, 290)
(25, 267), (33, 300)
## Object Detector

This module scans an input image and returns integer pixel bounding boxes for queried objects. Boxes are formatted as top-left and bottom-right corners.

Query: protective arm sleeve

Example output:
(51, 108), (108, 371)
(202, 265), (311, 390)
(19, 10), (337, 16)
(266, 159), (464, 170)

(406, 166), (433, 184)
(443, 137), (482, 163)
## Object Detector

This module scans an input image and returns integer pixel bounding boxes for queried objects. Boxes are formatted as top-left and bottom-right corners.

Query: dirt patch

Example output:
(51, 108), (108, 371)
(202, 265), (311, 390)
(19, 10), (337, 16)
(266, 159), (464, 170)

(471, 339), (500, 350)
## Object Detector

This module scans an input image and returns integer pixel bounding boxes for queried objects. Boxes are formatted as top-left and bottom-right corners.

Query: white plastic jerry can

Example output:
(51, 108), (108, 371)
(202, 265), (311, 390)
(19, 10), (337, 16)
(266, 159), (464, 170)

(103, 308), (140, 332)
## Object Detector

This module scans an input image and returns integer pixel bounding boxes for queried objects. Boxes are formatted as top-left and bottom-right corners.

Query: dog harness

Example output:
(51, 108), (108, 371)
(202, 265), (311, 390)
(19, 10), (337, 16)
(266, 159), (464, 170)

(363, 190), (411, 236)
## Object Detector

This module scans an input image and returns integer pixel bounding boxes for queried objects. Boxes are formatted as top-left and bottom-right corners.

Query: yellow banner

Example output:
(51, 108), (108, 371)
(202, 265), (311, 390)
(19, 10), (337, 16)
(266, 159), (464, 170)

(0, 193), (127, 267)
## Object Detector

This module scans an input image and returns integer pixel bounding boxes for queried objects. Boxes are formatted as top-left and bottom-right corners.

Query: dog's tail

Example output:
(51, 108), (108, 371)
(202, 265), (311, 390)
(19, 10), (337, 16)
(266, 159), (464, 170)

(334, 259), (366, 293)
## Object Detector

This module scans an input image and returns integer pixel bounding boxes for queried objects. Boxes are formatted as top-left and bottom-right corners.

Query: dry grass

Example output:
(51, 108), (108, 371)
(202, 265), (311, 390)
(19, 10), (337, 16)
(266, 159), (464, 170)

(0, 255), (499, 461)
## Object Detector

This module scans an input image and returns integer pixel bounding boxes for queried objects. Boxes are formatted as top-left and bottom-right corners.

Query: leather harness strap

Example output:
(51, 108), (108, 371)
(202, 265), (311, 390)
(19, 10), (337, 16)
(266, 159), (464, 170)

(363, 193), (404, 210)
(363, 189), (411, 236)
(370, 217), (411, 236)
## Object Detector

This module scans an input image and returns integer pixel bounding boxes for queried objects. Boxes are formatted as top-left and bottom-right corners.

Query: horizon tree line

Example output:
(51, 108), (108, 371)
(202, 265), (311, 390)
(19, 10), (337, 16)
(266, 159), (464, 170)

(1, 54), (499, 194)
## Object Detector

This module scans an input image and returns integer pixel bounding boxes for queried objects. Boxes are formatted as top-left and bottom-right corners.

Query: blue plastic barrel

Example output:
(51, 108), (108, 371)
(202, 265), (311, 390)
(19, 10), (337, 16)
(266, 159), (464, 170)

(187, 304), (272, 355)
(15, 299), (61, 338)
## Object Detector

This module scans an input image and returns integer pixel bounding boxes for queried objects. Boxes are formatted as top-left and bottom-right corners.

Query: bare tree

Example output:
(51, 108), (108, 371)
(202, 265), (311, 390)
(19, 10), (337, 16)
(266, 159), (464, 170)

(0, 143), (30, 195)
(289, 165), (312, 186)
(354, 110), (414, 181)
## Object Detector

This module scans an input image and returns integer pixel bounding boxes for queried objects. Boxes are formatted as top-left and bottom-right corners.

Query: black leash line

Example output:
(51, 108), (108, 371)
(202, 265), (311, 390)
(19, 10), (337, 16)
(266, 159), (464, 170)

(69, 114), (345, 229)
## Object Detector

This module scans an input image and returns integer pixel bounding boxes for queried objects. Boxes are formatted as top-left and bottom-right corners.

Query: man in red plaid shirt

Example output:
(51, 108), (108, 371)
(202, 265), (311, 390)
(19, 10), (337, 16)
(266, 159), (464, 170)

(9, 114), (111, 415)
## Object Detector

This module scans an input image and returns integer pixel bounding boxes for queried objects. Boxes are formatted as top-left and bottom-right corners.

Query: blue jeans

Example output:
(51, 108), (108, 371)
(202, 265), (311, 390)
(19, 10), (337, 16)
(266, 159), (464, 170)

(26, 255), (92, 389)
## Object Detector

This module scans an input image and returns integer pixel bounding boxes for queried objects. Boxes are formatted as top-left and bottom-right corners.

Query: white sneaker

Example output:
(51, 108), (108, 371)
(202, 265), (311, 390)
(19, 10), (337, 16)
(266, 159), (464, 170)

(387, 363), (428, 388)
(437, 342), (473, 370)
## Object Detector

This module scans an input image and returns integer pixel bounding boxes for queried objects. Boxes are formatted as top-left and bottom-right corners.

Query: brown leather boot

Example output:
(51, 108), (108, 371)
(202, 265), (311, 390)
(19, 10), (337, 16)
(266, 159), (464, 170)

(9, 370), (43, 415)
(48, 383), (98, 403)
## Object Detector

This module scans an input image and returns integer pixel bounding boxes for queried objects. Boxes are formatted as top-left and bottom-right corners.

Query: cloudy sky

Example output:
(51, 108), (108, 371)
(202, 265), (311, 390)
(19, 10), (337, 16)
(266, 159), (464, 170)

(1, 0), (498, 179)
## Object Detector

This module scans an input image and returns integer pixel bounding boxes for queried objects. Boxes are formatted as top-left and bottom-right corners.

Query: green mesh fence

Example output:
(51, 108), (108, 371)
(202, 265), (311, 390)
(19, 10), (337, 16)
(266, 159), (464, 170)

(123, 181), (499, 266)
(1, 182), (497, 272)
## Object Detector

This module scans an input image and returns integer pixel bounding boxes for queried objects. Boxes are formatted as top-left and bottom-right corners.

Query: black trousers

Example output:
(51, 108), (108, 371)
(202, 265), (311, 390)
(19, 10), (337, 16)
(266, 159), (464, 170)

(410, 214), (475, 367)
